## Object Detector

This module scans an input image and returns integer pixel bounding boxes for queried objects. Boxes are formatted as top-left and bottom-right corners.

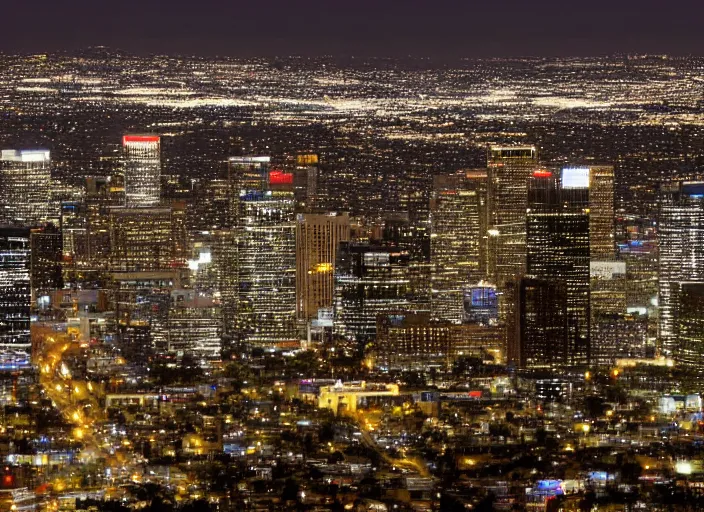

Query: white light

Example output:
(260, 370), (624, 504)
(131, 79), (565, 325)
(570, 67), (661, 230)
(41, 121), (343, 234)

(676, 461), (693, 475)
(1, 149), (50, 162)
(562, 167), (590, 189)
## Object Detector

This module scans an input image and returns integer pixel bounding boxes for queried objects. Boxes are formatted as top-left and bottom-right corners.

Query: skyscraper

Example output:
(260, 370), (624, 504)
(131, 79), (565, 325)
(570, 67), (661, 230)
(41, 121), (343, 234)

(658, 182), (704, 356)
(0, 228), (31, 356)
(590, 261), (630, 365)
(60, 202), (88, 266)
(293, 154), (319, 210)
(525, 168), (591, 366)
(510, 277), (568, 368)
(109, 207), (179, 272)
(167, 289), (223, 360)
(430, 170), (487, 322)
(235, 158), (297, 347)
(589, 165), (616, 260)
(296, 212), (350, 323)
(86, 175), (125, 267)
(30, 224), (63, 296)
(0, 149), (52, 227)
(592, 313), (648, 366)
(122, 135), (161, 207)
(486, 145), (538, 287)
(229, 156), (272, 194)
(675, 282), (704, 382)
(486, 146), (538, 357)
(334, 242), (422, 346)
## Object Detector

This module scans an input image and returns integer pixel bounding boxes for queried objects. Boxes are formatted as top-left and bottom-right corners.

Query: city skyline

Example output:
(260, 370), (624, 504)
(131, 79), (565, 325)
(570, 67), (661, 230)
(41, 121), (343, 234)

(1, 48), (704, 511)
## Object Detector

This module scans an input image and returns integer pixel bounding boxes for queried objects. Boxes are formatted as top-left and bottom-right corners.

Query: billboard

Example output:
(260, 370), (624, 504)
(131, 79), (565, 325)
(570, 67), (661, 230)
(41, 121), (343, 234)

(364, 252), (390, 267)
(311, 308), (333, 328)
(122, 135), (159, 145)
(463, 285), (498, 324)
(269, 170), (293, 185)
(297, 154), (319, 165)
(590, 261), (626, 279)
(561, 167), (590, 189)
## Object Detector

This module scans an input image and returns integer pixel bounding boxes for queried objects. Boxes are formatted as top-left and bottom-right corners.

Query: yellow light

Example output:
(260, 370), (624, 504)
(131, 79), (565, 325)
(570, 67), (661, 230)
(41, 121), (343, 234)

(582, 424), (591, 434)
(313, 262), (333, 273)
(584, 371), (591, 381)
(73, 428), (83, 440)
(612, 369), (620, 378)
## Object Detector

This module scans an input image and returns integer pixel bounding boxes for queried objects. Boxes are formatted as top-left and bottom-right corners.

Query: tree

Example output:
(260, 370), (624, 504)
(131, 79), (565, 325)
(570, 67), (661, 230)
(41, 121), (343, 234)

(583, 395), (606, 419)
(180, 499), (213, 512)
(318, 421), (335, 443)
(401, 371), (426, 389)
(224, 361), (253, 391)
(328, 451), (344, 464)
(281, 478), (300, 503)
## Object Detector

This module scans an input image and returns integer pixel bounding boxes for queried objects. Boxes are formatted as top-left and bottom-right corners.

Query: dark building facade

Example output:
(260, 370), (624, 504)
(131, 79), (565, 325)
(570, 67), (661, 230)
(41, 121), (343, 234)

(525, 169), (591, 366)
(0, 228), (31, 355)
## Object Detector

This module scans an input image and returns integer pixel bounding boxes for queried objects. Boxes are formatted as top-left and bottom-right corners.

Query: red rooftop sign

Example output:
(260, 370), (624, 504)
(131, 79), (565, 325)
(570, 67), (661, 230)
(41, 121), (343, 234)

(122, 135), (160, 145)
(269, 170), (293, 185)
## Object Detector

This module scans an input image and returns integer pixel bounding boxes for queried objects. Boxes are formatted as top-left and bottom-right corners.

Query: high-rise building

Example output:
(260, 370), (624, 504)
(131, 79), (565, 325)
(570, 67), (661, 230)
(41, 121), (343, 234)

(109, 207), (181, 272)
(122, 135), (161, 207)
(60, 202), (89, 266)
(334, 242), (424, 345)
(398, 165), (433, 262)
(463, 283), (499, 325)
(189, 230), (238, 337)
(486, 145), (538, 287)
(430, 171), (487, 322)
(374, 311), (504, 370)
(525, 168), (591, 366)
(658, 182), (704, 356)
(675, 282), (704, 381)
(589, 166), (616, 260)
(0, 149), (52, 227)
(293, 154), (319, 210)
(590, 261), (629, 364)
(235, 158), (297, 347)
(592, 313), (648, 366)
(380, 214), (433, 314)
(296, 212), (350, 323)
(167, 289), (222, 360)
(619, 238), (658, 314)
(486, 146), (538, 360)
(375, 312), (453, 369)
(0, 228), (31, 356)
(110, 271), (182, 362)
(30, 224), (63, 296)
(509, 277), (568, 368)
(86, 175), (125, 267)
(229, 156), (272, 194)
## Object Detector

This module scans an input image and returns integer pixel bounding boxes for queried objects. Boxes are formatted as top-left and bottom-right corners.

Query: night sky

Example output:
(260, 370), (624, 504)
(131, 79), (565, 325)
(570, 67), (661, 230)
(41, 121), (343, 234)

(3, 0), (704, 57)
